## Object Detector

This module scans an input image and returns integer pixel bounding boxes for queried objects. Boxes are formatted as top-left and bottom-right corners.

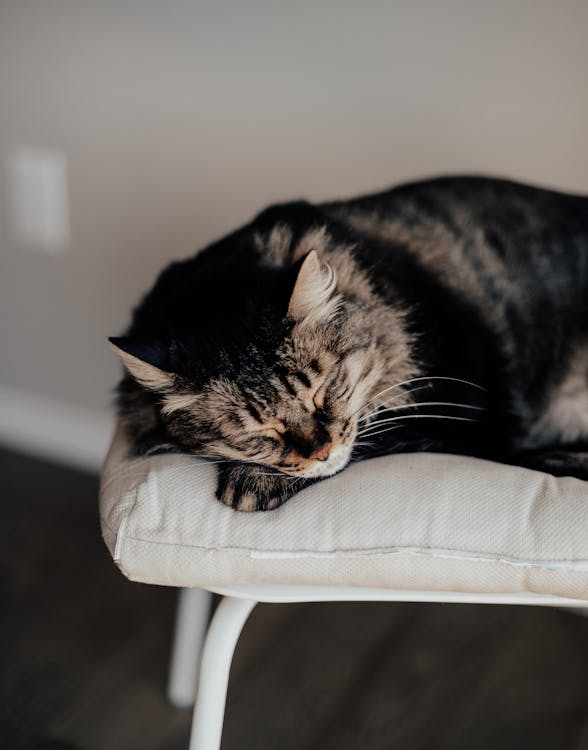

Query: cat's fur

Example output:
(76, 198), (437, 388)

(110, 176), (588, 510)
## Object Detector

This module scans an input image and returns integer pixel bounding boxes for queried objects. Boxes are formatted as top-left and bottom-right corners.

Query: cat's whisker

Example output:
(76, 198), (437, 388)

(277, 475), (304, 487)
(376, 383), (443, 410)
(357, 413), (480, 437)
(356, 386), (424, 423)
(359, 400), (486, 427)
(251, 469), (307, 482)
(190, 453), (237, 463)
(356, 425), (403, 440)
(352, 375), (487, 420)
(353, 440), (378, 451)
(198, 459), (235, 466)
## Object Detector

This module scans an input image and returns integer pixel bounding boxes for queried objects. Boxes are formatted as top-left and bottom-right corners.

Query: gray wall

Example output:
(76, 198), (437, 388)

(1, 1), (587, 442)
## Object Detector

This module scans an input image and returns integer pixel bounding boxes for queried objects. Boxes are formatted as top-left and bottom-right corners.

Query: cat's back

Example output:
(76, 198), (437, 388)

(323, 175), (588, 274)
(323, 176), (588, 334)
(325, 176), (588, 448)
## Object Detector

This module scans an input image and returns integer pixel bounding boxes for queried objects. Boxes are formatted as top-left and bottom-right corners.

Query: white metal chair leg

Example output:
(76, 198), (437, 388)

(168, 588), (213, 707)
(189, 596), (257, 750)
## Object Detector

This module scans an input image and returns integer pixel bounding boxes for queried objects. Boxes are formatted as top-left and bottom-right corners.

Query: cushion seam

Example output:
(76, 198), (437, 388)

(117, 533), (588, 571)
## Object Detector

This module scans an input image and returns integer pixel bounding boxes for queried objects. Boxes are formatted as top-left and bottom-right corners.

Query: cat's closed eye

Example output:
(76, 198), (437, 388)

(251, 423), (286, 441)
(262, 429), (283, 442)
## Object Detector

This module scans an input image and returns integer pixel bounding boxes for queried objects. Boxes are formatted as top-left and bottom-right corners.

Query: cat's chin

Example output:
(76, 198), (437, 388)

(296, 443), (352, 479)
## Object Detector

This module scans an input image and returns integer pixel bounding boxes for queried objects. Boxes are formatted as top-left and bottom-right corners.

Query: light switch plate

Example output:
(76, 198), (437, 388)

(6, 145), (71, 255)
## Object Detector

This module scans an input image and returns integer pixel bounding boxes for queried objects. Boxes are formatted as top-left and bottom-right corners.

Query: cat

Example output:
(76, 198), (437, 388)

(110, 176), (588, 511)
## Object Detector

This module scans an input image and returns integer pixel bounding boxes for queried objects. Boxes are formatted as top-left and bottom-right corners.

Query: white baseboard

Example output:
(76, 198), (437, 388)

(0, 384), (114, 473)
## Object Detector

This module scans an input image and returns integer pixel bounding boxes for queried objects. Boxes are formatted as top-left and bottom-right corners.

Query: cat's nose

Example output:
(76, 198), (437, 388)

(310, 441), (332, 462)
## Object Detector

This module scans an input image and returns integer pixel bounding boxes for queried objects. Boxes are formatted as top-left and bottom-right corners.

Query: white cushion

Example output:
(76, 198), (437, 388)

(100, 422), (588, 599)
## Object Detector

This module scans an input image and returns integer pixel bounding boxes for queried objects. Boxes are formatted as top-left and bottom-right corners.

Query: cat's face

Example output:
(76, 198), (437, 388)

(111, 251), (388, 479)
(163, 328), (381, 480)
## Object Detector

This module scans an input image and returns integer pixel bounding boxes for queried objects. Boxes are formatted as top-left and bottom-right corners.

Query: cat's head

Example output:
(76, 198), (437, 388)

(110, 244), (412, 479)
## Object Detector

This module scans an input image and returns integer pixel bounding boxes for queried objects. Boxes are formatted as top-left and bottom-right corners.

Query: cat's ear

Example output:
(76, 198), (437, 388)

(109, 337), (175, 392)
(287, 250), (338, 325)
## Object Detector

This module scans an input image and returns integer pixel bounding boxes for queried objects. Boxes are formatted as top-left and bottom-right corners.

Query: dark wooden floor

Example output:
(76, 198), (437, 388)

(2, 448), (588, 750)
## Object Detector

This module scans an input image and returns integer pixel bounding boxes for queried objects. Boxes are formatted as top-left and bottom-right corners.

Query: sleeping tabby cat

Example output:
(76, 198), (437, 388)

(110, 176), (588, 510)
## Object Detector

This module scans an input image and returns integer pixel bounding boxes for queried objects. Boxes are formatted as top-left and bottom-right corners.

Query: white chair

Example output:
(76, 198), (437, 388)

(99, 423), (588, 750)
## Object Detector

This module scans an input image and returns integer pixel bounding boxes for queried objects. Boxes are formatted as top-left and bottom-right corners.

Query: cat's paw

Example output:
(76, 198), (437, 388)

(216, 463), (302, 511)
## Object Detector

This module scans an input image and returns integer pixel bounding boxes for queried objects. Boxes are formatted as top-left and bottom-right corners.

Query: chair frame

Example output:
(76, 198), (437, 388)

(167, 585), (588, 750)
